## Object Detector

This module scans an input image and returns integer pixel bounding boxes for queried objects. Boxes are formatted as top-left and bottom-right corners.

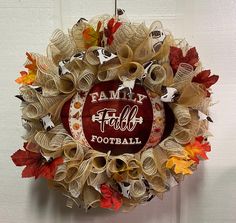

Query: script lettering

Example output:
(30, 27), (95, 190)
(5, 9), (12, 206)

(92, 105), (143, 133)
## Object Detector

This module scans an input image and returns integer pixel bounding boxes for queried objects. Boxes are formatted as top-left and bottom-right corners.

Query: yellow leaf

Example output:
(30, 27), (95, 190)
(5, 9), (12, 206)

(15, 70), (36, 85)
(166, 156), (195, 175)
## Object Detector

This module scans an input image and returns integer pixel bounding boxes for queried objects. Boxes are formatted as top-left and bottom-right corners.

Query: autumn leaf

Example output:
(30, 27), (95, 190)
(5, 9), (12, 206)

(104, 18), (122, 45)
(15, 52), (37, 85)
(11, 149), (42, 167)
(100, 184), (123, 211)
(15, 70), (36, 85)
(184, 136), (211, 164)
(37, 157), (64, 179)
(166, 136), (211, 175)
(25, 52), (37, 72)
(24, 141), (41, 153)
(166, 156), (195, 175)
(11, 145), (63, 179)
(192, 70), (219, 88)
(169, 46), (199, 73)
(82, 21), (103, 48)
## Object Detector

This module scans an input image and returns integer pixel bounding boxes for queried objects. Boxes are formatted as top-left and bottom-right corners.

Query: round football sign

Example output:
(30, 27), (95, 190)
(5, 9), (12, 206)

(61, 81), (165, 155)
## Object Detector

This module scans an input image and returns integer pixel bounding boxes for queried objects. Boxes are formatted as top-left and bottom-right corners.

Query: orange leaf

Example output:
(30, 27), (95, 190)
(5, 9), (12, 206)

(82, 21), (103, 48)
(15, 70), (36, 85)
(15, 52), (37, 85)
(25, 52), (37, 72)
(184, 137), (211, 164)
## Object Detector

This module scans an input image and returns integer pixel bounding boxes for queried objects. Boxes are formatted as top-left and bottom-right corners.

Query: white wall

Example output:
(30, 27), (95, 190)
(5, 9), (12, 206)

(0, 0), (235, 222)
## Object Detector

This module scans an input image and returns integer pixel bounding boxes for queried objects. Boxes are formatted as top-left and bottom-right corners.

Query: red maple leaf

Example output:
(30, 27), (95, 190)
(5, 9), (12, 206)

(169, 46), (199, 73)
(192, 70), (219, 97)
(192, 70), (219, 88)
(104, 18), (122, 45)
(37, 157), (64, 179)
(100, 184), (123, 211)
(11, 145), (63, 179)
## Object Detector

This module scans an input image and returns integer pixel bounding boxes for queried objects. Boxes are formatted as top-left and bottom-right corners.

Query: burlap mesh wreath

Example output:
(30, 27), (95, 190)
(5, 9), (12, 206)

(11, 12), (218, 212)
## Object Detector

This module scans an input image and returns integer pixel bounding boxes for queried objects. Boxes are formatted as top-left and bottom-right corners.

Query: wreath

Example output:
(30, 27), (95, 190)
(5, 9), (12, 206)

(11, 12), (219, 212)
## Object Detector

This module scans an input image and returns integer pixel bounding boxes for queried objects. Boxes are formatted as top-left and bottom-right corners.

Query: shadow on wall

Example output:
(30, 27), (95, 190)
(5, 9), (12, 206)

(29, 179), (179, 223)
(170, 162), (206, 222)
(179, 163), (236, 222)
(29, 180), (112, 220)
(180, 161), (206, 198)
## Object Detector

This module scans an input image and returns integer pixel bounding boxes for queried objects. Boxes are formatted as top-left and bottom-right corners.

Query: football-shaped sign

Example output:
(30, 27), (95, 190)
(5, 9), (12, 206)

(61, 81), (165, 155)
